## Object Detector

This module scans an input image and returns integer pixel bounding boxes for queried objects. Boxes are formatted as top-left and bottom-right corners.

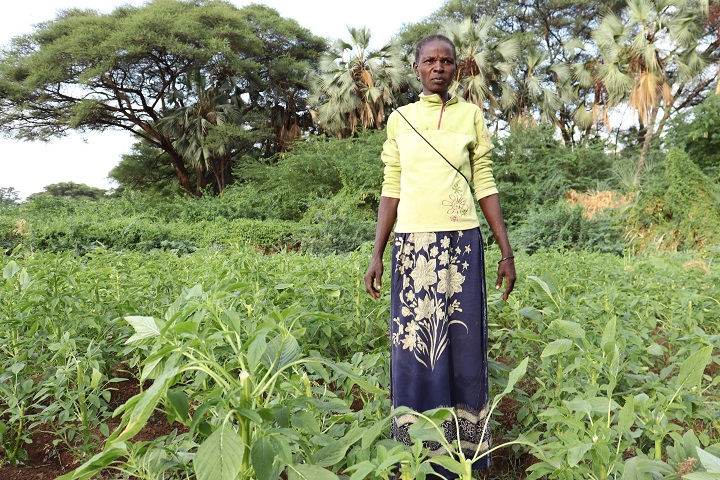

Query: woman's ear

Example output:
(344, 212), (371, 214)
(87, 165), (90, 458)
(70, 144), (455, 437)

(412, 62), (419, 78)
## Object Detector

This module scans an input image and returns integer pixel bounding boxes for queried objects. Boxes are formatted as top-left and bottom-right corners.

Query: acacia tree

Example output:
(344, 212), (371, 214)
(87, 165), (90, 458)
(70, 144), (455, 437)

(309, 27), (409, 138)
(594, 0), (718, 173)
(0, 0), (325, 195)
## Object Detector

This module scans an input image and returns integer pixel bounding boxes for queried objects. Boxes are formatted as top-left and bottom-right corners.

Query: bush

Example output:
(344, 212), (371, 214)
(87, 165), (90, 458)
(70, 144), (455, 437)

(513, 201), (625, 255)
(299, 190), (376, 254)
(628, 148), (720, 250)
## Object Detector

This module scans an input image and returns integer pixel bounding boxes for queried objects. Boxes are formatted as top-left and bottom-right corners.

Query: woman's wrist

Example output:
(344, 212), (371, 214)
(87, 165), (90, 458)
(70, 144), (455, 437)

(498, 255), (515, 265)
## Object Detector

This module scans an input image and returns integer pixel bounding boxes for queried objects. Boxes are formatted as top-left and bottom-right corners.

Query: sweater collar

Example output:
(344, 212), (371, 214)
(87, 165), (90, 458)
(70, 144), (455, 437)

(419, 92), (459, 106)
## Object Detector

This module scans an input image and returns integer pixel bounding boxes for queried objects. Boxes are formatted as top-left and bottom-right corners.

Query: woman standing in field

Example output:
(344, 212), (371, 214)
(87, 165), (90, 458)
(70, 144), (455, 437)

(364, 34), (515, 477)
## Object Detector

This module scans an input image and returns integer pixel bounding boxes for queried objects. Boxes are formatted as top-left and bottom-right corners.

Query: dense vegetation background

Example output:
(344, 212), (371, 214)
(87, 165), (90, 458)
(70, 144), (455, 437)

(1, 0), (719, 479)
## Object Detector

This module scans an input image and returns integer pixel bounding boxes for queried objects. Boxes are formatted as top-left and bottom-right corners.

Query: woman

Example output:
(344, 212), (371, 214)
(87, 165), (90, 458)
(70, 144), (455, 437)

(364, 34), (516, 476)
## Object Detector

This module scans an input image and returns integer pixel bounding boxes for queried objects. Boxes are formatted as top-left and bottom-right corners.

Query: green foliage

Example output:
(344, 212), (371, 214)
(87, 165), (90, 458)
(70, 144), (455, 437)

(299, 190), (376, 254)
(0, 194), (300, 254)
(0, 187), (20, 206)
(512, 202), (625, 255)
(109, 141), (182, 197)
(0, 0), (326, 195)
(629, 148), (720, 250)
(27, 182), (107, 200)
(493, 122), (617, 227)
(2, 242), (719, 476)
(665, 94), (720, 180)
(237, 130), (385, 221)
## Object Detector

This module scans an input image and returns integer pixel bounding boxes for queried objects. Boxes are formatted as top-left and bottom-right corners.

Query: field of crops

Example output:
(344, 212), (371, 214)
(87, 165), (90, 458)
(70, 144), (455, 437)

(1, 244), (719, 479)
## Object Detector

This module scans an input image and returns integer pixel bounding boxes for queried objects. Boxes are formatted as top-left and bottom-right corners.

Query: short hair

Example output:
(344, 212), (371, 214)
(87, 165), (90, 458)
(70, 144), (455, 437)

(414, 34), (457, 64)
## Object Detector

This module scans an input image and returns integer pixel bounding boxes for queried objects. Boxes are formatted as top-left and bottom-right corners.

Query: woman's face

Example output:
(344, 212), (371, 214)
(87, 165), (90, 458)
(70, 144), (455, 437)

(413, 39), (456, 99)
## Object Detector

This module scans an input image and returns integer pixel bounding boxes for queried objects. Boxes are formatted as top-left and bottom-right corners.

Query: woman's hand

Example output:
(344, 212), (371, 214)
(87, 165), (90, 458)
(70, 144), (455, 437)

(496, 257), (516, 301)
(364, 257), (384, 299)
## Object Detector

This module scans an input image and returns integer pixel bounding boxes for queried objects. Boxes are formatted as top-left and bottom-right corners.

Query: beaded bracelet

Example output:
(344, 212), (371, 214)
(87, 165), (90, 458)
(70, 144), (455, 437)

(498, 255), (515, 264)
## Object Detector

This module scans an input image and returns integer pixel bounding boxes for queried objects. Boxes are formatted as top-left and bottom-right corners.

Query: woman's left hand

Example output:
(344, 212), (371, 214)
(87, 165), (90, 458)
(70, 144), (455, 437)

(496, 258), (515, 301)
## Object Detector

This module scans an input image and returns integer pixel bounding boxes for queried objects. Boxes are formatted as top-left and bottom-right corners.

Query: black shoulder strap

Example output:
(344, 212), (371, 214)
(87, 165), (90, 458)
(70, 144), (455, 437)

(394, 108), (473, 191)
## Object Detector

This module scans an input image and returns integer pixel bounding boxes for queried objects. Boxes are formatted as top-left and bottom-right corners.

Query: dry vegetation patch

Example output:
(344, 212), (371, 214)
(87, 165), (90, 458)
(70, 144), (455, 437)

(564, 189), (633, 218)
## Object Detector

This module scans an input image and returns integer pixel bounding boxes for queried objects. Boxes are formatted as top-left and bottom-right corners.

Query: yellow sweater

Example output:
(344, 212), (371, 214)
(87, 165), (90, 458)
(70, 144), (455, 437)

(381, 93), (498, 233)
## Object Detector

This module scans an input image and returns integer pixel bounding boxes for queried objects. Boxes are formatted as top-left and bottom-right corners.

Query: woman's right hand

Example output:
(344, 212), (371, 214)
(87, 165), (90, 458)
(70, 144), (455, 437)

(364, 257), (384, 299)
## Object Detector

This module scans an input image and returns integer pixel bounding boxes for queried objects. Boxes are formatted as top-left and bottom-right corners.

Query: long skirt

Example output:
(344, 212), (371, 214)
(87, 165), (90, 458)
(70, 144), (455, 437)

(389, 228), (491, 475)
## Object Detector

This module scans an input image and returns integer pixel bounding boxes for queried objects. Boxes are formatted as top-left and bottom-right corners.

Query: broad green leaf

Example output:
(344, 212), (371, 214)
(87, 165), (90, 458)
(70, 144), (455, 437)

(287, 464), (338, 480)
(347, 461), (375, 480)
(251, 436), (276, 480)
(677, 346), (713, 390)
(247, 331), (268, 372)
(310, 437), (353, 467)
(550, 320), (585, 339)
(518, 306), (542, 321)
(166, 388), (189, 423)
(683, 474), (720, 480)
(361, 416), (390, 450)
(617, 396), (635, 434)
(316, 358), (386, 395)
(125, 316), (163, 344)
(429, 455), (468, 475)
(290, 410), (320, 435)
(195, 422), (245, 480)
(9, 362), (25, 375)
(541, 339), (573, 357)
(500, 357), (529, 396)
(110, 364), (178, 443)
(3, 261), (19, 279)
(601, 317), (617, 350)
(261, 333), (300, 374)
(567, 443), (592, 466)
(528, 275), (558, 308)
(697, 446), (720, 473)
(621, 457), (674, 479)
(588, 396), (619, 413)
(647, 343), (664, 356)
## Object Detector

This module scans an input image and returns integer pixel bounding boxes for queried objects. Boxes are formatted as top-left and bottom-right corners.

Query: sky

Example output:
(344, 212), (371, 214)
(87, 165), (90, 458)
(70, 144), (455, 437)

(0, 0), (441, 199)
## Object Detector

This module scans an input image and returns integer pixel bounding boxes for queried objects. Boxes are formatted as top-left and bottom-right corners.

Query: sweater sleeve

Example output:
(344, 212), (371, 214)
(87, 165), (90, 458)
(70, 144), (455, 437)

(471, 108), (498, 200)
(380, 112), (401, 198)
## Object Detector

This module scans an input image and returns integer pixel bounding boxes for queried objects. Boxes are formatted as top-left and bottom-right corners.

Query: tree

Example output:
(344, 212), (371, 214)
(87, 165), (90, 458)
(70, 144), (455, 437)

(399, 0), (627, 143)
(0, 0), (325, 195)
(28, 182), (107, 200)
(443, 17), (519, 121)
(594, 0), (719, 174)
(108, 141), (180, 196)
(664, 93), (720, 178)
(309, 27), (410, 138)
(157, 75), (266, 194)
(0, 187), (20, 206)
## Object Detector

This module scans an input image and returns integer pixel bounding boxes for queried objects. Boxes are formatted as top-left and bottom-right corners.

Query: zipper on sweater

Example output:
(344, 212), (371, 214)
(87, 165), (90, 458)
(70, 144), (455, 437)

(437, 102), (446, 129)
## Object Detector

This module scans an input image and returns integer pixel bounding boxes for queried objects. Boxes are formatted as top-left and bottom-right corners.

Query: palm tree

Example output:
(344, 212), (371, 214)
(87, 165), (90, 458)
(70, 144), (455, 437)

(159, 74), (253, 194)
(594, 0), (710, 174)
(309, 27), (409, 137)
(443, 17), (519, 120)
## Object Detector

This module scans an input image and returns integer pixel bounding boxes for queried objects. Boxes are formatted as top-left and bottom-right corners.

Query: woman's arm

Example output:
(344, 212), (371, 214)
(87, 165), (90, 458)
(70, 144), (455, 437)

(364, 196), (400, 299)
(479, 193), (515, 301)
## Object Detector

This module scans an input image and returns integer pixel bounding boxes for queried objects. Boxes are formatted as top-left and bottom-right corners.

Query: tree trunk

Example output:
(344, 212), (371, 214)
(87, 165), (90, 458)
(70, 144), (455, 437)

(159, 137), (193, 194)
(637, 104), (659, 176)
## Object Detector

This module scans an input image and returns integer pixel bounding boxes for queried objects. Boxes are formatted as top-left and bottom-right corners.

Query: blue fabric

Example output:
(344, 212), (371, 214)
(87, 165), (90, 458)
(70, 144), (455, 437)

(389, 228), (491, 475)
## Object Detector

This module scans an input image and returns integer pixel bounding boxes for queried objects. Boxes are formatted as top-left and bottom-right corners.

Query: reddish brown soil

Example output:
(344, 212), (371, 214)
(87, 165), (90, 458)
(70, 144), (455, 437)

(0, 370), (186, 480)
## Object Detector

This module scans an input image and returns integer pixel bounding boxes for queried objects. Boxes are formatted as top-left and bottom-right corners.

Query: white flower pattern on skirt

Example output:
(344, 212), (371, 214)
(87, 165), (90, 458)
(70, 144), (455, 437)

(392, 232), (470, 370)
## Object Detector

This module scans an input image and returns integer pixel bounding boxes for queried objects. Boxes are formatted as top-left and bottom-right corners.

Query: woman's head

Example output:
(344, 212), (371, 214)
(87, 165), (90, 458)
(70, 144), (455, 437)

(413, 35), (457, 100)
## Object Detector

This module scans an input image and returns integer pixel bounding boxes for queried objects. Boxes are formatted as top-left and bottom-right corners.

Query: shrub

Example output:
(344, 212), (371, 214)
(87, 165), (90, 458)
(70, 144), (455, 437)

(628, 148), (720, 251)
(299, 190), (376, 254)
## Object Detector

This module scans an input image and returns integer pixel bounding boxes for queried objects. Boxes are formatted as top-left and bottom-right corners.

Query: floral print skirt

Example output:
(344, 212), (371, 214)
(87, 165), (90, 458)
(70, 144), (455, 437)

(389, 228), (491, 472)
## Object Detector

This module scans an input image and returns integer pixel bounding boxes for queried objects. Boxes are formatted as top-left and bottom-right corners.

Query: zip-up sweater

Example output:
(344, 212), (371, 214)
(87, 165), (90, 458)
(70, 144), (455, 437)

(381, 93), (498, 233)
